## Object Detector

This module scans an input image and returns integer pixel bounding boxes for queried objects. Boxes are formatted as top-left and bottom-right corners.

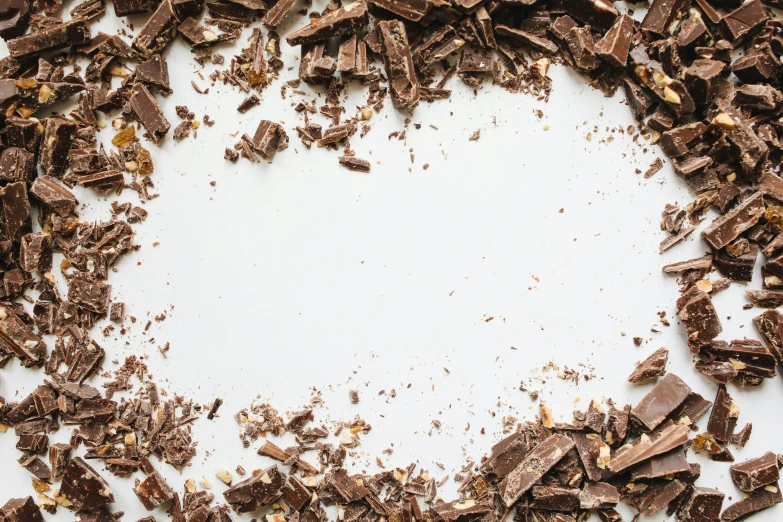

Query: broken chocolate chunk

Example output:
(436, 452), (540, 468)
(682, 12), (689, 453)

(129, 84), (170, 144)
(0, 497), (45, 522)
(499, 434), (575, 506)
(223, 465), (285, 513)
(30, 175), (77, 217)
(59, 457), (114, 511)
(378, 20), (419, 110)
(720, 484), (782, 522)
(7, 19), (90, 58)
(286, 1), (368, 46)
(730, 452), (780, 493)
(707, 385), (738, 443)
(134, 471), (175, 510)
(628, 347), (668, 383)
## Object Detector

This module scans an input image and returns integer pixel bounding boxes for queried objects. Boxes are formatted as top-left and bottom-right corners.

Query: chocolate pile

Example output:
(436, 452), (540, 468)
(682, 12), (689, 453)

(1, 0), (783, 520)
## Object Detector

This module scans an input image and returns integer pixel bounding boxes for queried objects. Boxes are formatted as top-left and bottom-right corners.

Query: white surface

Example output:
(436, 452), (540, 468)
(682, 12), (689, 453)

(1, 3), (782, 521)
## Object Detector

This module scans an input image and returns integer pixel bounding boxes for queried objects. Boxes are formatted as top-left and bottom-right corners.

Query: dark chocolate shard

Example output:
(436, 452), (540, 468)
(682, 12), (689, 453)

(0, 0), (31, 40)
(495, 25), (557, 54)
(628, 347), (668, 383)
(113, 0), (156, 16)
(223, 466), (285, 513)
(707, 385), (738, 443)
(367, 0), (428, 22)
(631, 373), (691, 432)
(30, 175), (77, 217)
(480, 431), (532, 481)
(595, 14), (633, 68)
(629, 447), (690, 481)
(339, 156), (370, 172)
(579, 482), (619, 510)
(499, 434), (575, 506)
(40, 118), (76, 178)
(561, 0), (618, 31)
(0, 497), (45, 522)
(134, 471), (175, 510)
(1, 181), (31, 244)
(695, 360), (738, 384)
(676, 287), (723, 345)
(685, 59), (725, 106)
(286, 1), (368, 46)
(135, 54), (170, 91)
(719, 0), (771, 42)
(641, 0), (691, 37)
(566, 26), (600, 72)
(331, 469), (368, 503)
(59, 457), (115, 511)
(677, 487), (724, 522)
(68, 278), (110, 314)
(660, 122), (709, 158)
(251, 120), (288, 159)
(7, 19), (90, 58)
(530, 485), (580, 511)
(261, 0), (296, 27)
(378, 20), (419, 110)
(129, 84), (170, 144)
(610, 423), (690, 473)
(720, 484), (782, 522)
(730, 452), (780, 493)
(133, 0), (178, 54)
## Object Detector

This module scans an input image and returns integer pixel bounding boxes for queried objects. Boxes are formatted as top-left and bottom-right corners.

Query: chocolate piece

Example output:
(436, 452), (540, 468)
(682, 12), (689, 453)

(367, 0), (428, 21)
(331, 469), (368, 502)
(223, 465), (285, 513)
(677, 487), (724, 522)
(550, 15), (578, 41)
(0, 497), (45, 522)
(678, 14), (709, 48)
(40, 118), (76, 178)
(77, 169), (124, 188)
(605, 404), (630, 447)
(561, 0), (618, 31)
(261, 0), (296, 27)
(629, 447), (690, 480)
(133, 0), (178, 54)
(731, 423), (752, 447)
(0, 303), (45, 365)
(720, 484), (782, 521)
(677, 286), (723, 345)
(639, 479), (687, 516)
(579, 482), (619, 510)
(5, 119), (42, 158)
(68, 278), (110, 314)
(481, 431), (531, 481)
(735, 84), (783, 110)
(622, 78), (653, 120)
(695, 360), (738, 384)
(251, 120), (288, 159)
(660, 122), (709, 158)
(720, 0), (770, 42)
(134, 471), (174, 510)
(286, 1), (368, 46)
(178, 17), (215, 47)
(730, 452), (779, 493)
(710, 100), (769, 177)
(129, 84), (170, 144)
(237, 94), (260, 113)
(0, 0), (30, 40)
(707, 385), (738, 443)
(339, 156), (370, 172)
(0, 147), (34, 183)
(19, 453), (51, 480)
(747, 290), (783, 308)
(2, 181), (31, 244)
(30, 175), (77, 217)
(705, 339), (776, 379)
(113, 0), (155, 16)
(7, 19), (90, 58)
(628, 347), (668, 383)
(702, 192), (764, 250)
(413, 26), (465, 71)
(610, 423), (690, 473)
(60, 457), (114, 511)
(663, 255), (713, 274)
(283, 476), (310, 511)
(499, 434), (575, 506)
(641, 0), (690, 37)
(378, 20), (419, 110)
(16, 434), (48, 454)
(630, 46), (696, 115)
(20, 233), (53, 273)
(432, 500), (491, 522)
(595, 14), (633, 68)
(631, 373), (691, 431)
(135, 54), (170, 91)
(685, 59), (725, 106)
(571, 432), (604, 481)
(495, 25), (557, 54)
(565, 26), (600, 72)
(531, 486), (580, 511)
(714, 243), (758, 282)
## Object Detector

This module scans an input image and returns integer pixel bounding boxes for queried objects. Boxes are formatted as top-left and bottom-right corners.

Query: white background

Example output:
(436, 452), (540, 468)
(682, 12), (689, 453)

(1, 2), (782, 521)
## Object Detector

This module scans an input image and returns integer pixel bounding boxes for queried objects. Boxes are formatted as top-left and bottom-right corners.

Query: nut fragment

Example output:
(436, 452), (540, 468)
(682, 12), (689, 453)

(663, 86), (681, 104)
(712, 112), (735, 129)
(216, 468), (232, 485)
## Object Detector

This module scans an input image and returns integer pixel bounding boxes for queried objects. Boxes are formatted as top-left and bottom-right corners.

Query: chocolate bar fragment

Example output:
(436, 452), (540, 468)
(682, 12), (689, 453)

(134, 471), (175, 510)
(172, 0), (204, 18)
(178, 17), (217, 47)
(530, 486), (580, 511)
(48, 444), (71, 480)
(628, 347), (668, 383)
(677, 287), (722, 345)
(331, 469), (368, 503)
(77, 169), (124, 189)
(30, 175), (77, 217)
(135, 54), (170, 91)
(113, 0), (156, 16)
(714, 243), (758, 282)
(735, 84), (783, 110)
(707, 385), (738, 443)
(499, 434), (575, 506)
(720, 0), (770, 42)
(629, 447), (690, 480)
(39, 118), (76, 178)
(413, 26), (465, 71)
(730, 452), (779, 493)
(129, 84), (170, 144)
(237, 94), (260, 113)
(685, 59), (725, 106)
(641, 0), (691, 37)
(561, 0), (618, 31)
(720, 484), (782, 522)
(631, 373), (691, 431)
(480, 431), (531, 481)
(495, 25), (557, 54)
(0, 147), (34, 183)
(2, 181), (31, 244)
(630, 46), (695, 115)
(0, 0), (30, 40)
(68, 278), (110, 314)
(378, 20), (419, 110)
(339, 156), (370, 172)
(595, 14), (633, 68)
(702, 192), (764, 250)
(133, 0), (178, 54)
(286, 1), (368, 46)
(282, 476), (310, 511)
(705, 339), (776, 379)
(60, 457), (115, 511)
(565, 26), (600, 72)
(223, 465), (285, 513)
(261, 0), (296, 28)
(709, 100), (768, 177)
(16, 434), (48, 454)
(660, 122), (709, 157)
(20, 233), (52, 273)
(610, 423), (690, 473)
(0, 497), (45, 522)
(579, 482), (619, 510)
(367, 0), (428, 21)
(251, 120), (288, 159)
(432, 500), (491, 522)
(676, 487), (724, 522)
(7, 19), (90, 58)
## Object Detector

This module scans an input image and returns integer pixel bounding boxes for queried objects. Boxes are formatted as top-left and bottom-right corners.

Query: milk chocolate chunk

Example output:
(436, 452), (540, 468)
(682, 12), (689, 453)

(134, 471), (174, 510)
(223, 465), (285, 513)
(251, 120), (288, 159)
(68, 278), (110, 314)
(499, 434), (575, 506)
(495, 25), (557, 54)
(677, 487), (724, 522)
(286, 1), (368, 46)
(60, 457), (114, 511)
(0, 304), (44, 365)
(628, 347), (668, 383)
(735, 84), (783, 110)
(367, 0), (428, 22)
(30, 175), (77, 217)
(706, 339), (776, 379)
(339, 156), (370, 172)
(136, 54), (170, 91)
(660, 122), (709, 157)
(77, 169), (124, 188)
(178, 17), (214, 47)
(754, 310), (783, 361)
(678, 14), (709, 48)
(261, 0), (296, 27)
(283, 476), (310, 511)
(638, 479), (687, 516)
(630, 46), (696, 115)
(6, 118), (42, 155)
(113, 0), (156, 16)
(561, 0), (618, 31)
(710, 100), (768, 177)
(432, 500), (491, 522)
(695, 360), (738, 384)
(595, 14), (633, 68)
(747, 290), (783, 308)
(702, 192), (765, 250)
(715, 243), (758, 282)
(0, 0), (30, 41)
(40, 118), (76, 178)
(16, 434), (48, 454)
(129, 84), (170, 144)
(378, 20), (419, 110)
(20, 233), (53, 273)
(0, 497), (45, 522)
(707, 385), (738, 443)
(133, 0), (178, 54)
(663, 255), (713, 274)
(685, 59), (725, 106)
(565, 26), (600, 72)
(18, 454), (51, 480)
(622, 78), (653, 120)
(2, 181), (31, 245)
(413, 26), (465, 71)
(720, 484), (782, 521)
(610, 423), (690, 473)
(7, 19), (90, 58)
(571, 432), (603, 481)
(730, 452), (780, 493)
(550, 15), (578, 41)
(530, 486), (580, 511)
(0, 147), (34, 183)
(481, 431), (531, 481)
(720, 0), (771, 42)
(331, 469), (368, 503)
(629, 447), (690, 481)
(579, 482), (619, 510)
(641, 0), (690, 37)
(605, 404), (630, 447)
(731, 52), (779, 84)
(631, 373), (691, 431)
